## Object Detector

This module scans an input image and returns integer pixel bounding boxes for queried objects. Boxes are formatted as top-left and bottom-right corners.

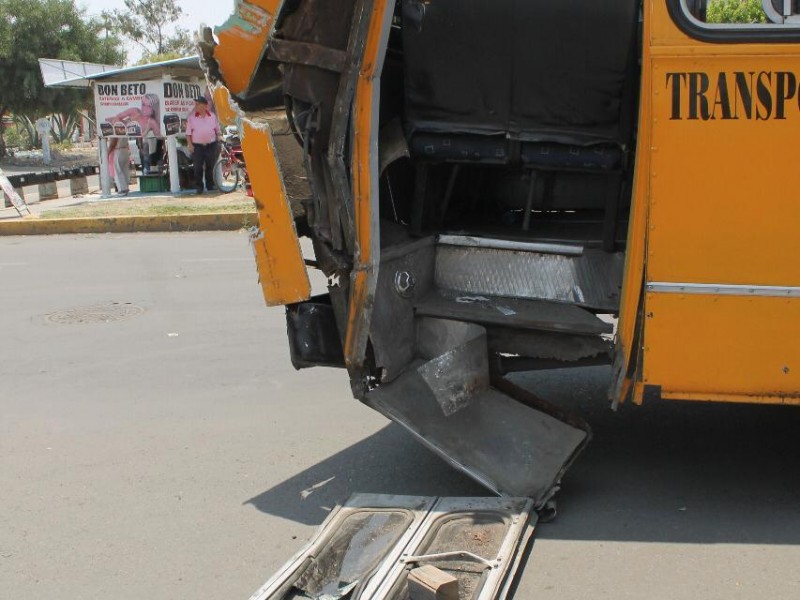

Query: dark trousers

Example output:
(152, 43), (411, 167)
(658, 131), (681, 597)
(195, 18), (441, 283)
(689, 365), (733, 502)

(192, 142), (218, 191)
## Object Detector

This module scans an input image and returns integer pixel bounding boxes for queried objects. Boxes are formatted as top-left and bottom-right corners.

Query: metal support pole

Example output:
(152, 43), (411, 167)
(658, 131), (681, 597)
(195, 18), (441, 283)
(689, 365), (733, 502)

(166, 135), (181, 194)
(99, 138), (112, 198)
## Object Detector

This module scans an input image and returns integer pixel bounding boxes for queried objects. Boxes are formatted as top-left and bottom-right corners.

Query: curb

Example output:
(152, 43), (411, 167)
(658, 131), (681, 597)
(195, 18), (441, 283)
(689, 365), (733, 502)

(0, 212), (258, 236)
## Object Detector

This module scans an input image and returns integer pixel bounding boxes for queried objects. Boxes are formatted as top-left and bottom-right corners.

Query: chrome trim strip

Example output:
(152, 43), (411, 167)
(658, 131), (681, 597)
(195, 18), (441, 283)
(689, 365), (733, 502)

(647, 282), (800, 298)
(438, 234), (584, 257)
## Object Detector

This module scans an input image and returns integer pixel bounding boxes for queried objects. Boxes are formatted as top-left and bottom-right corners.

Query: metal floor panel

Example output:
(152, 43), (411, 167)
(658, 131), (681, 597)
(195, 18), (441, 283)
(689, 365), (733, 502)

(435, 244), (624, 312)
(365, 363), (589, 502)
(415, 289), (613, 336)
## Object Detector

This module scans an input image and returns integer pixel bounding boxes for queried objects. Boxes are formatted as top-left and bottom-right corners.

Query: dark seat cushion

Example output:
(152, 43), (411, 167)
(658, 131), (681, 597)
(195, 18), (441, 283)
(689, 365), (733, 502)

(410, 132), (509, 164)
(520, 143), (622, 171)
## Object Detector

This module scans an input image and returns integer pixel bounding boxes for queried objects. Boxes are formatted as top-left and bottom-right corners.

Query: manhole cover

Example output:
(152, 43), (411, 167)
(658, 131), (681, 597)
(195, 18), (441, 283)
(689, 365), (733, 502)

(46, 302), (145, 325)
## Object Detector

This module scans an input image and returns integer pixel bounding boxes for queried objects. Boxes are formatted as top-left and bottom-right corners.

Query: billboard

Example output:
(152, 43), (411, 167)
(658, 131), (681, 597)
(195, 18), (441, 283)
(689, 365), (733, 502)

(162, 81), (208, 136)
(95, 79), (209, 138)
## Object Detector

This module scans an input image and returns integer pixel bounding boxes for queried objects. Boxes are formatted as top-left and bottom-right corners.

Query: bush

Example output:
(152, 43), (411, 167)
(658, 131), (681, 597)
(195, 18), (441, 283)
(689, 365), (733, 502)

(707, 0), (767, 23)
(3, 125), (32, 152)
(53, 139), (74, 152)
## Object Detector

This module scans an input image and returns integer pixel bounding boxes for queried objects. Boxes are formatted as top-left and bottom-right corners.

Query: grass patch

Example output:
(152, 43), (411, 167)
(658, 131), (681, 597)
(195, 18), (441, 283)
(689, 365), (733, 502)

(41, 201), (256, 220)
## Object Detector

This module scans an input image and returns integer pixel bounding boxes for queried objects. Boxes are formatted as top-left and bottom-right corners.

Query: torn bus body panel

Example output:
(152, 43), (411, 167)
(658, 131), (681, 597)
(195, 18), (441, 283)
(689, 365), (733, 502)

(248, 495), (536, 600)
(203, 0), (612, 504)
(365, 367), (589, 503)
(241, 120), (311, 307)
(208, 84), (312, 307)
(211, 0), (283, 100)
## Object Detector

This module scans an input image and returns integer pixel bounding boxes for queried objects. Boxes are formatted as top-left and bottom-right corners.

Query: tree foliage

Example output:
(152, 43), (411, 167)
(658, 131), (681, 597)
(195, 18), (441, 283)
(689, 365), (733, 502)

(135, 51), (185, 66)
(0, 0), (125, 156)
(108, 0), (196, 61)
(706, 0), (767, 23)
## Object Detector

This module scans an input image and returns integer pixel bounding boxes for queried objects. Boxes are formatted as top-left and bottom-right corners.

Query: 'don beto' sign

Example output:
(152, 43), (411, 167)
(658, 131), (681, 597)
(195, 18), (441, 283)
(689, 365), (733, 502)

(95, 79), (212, 138)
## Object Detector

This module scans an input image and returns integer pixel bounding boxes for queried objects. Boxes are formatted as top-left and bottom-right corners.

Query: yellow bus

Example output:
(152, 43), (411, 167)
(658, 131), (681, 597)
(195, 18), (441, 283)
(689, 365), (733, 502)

(202, 0), (800, 505)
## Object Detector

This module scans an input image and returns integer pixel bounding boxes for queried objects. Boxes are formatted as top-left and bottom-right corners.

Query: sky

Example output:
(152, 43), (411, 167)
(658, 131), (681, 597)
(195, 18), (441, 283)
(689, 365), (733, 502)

(79, 0), (234, 64)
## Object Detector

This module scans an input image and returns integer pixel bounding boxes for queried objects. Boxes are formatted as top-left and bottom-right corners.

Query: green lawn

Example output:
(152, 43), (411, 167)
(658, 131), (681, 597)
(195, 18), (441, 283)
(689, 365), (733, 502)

(40, 201), (256, 220)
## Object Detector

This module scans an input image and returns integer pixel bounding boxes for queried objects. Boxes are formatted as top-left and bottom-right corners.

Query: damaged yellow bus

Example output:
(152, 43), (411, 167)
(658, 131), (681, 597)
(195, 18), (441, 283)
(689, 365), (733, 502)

(200, 0), (800, 507)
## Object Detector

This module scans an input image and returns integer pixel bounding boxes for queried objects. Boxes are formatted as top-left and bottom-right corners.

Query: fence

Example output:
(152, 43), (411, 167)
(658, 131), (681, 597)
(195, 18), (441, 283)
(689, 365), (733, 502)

(2, 166), (99, 207)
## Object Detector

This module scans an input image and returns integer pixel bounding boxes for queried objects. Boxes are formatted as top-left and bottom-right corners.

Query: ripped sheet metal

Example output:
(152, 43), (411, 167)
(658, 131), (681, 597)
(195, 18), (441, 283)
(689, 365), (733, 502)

(366, 370), (589, 503)
(209, 82), (310, 307)
(213, 0), (283, 98)
(247, 494), (535, 600)
(242, 119), (311, 306)
(416, 318), (490, 417)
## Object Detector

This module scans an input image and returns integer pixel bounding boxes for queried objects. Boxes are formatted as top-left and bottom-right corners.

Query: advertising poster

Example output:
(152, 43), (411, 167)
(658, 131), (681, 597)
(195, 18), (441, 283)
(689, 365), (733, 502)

(94, 79), (212, 138)
(95, 80), (164, 138)
(162, 80), (209, 136)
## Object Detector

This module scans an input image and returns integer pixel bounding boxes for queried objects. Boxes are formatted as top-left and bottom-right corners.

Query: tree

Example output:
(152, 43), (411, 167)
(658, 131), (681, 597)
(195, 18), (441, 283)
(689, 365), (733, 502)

(706, 0), (767, 23)
(108, 0), (196, 61)
(0, 0), (125, 157)
(135, 51), (185, 66)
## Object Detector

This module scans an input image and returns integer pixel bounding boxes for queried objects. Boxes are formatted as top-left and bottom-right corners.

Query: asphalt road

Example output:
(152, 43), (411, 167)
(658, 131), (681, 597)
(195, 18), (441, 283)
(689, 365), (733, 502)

(1, 232), (799, 600)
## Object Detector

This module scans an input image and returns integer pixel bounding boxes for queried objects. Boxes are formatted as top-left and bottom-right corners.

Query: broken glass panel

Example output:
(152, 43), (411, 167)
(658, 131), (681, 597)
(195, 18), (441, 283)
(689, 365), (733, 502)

(292, 510), (412, 599)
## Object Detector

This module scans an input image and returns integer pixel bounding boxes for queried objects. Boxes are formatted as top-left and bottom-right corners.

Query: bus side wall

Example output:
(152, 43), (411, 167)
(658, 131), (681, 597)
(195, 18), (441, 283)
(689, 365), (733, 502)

(635, 1), (800, 404)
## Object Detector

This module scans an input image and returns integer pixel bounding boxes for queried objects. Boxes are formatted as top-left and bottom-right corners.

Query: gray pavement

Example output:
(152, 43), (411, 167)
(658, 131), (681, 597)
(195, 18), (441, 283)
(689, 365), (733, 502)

(1, 232), (799, 600)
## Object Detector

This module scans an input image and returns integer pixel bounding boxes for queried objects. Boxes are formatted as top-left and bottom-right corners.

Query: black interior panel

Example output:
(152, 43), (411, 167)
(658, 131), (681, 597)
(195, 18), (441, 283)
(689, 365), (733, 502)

(402, 0), (640, 146)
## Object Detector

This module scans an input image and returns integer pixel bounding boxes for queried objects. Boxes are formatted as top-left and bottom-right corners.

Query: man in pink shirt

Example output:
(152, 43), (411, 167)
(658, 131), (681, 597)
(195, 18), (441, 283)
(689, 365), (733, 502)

(185, 97), (221, 194)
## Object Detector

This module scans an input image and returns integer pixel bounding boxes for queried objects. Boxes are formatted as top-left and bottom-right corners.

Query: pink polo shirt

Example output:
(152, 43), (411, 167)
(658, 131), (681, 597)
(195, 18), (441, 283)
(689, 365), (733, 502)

(186, 111), (220, 144)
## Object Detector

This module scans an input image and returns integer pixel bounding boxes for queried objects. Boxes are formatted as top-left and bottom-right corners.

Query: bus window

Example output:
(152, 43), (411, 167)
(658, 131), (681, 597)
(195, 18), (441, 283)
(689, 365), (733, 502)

(670, 0), (800, 41)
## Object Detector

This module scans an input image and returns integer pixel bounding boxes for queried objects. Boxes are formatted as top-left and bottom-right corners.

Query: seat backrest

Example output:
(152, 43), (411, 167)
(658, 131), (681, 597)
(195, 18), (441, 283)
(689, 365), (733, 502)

(403, 0), (640, 148)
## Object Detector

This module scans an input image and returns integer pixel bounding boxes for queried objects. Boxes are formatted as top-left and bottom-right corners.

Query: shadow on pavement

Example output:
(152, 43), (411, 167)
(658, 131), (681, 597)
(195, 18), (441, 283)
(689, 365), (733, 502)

(245, 424), (485, 526)
(247, 367), (800, 545)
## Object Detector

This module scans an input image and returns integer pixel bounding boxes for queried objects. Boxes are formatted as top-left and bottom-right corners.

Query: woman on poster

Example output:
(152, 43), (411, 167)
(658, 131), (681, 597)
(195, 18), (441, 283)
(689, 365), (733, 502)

(106, 93), (162, 138)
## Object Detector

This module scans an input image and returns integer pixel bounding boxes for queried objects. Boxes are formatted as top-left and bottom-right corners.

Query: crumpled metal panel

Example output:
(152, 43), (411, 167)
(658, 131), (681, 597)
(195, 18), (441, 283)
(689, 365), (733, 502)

(416, 319), (489, 416)
(366, 365), (589, 503)
(370, 240), (436, 383)
(487, 328), (613, 361)
(211, 0), (282, 98)
(368, 496), (536, 600)
(248, 494), (436, 600)
(415, 289), (612, 336)
(248, 494), (536, 600)
(435, 245), (624, 312)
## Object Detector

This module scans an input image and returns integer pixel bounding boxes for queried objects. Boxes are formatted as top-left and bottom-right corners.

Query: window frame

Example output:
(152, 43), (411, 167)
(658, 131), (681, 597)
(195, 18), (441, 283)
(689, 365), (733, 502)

(667, 0), (800, 43)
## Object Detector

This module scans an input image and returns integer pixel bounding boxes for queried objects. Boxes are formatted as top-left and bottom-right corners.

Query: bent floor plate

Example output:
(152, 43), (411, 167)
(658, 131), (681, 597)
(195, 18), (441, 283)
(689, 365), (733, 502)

(248, 494), (535, 600)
